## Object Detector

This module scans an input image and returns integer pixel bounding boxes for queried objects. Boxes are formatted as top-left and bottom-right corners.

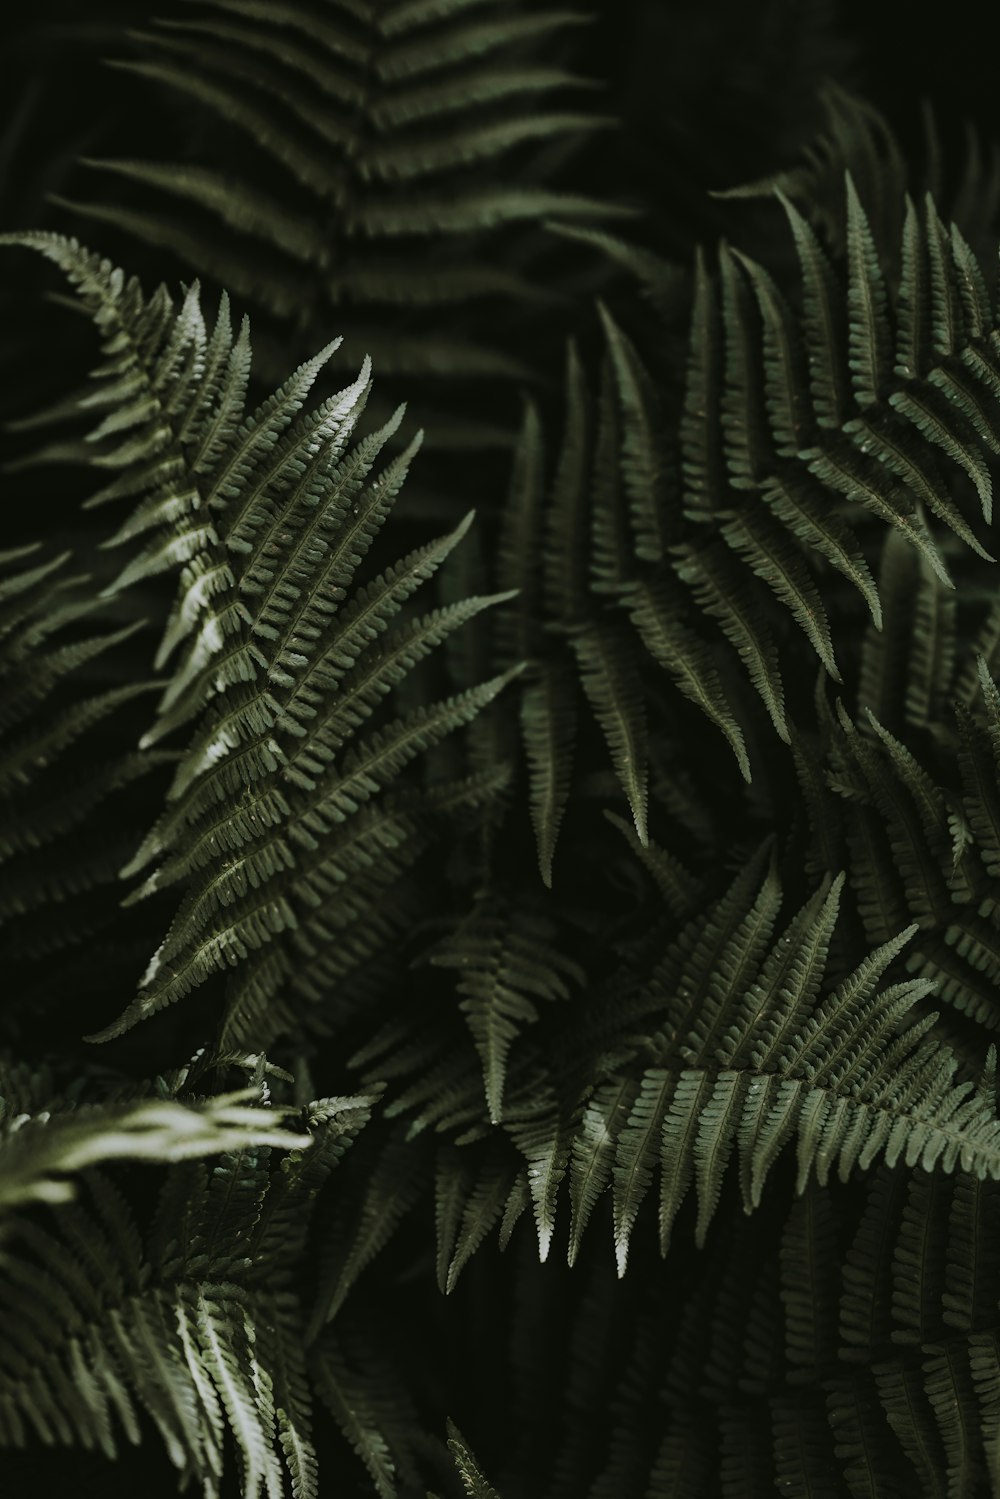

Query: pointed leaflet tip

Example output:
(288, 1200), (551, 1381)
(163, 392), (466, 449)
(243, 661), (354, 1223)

(633, 800), (649, 847)
(978, 1045), (998, 1109)
(310, 335), (344, 367)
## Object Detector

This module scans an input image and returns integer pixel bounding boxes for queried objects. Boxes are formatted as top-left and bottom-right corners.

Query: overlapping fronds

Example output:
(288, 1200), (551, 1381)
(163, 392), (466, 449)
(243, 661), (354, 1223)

(346, 848), (1000, 1293)
(0, 234), (520, 1050)
(496, 169), (1000, 877)
(0, 1067), (379, 1498)
(9, 12), (1000, 1498)
(699, 178), (1000, 563)
(497, 327), (752, 879)
(0, 538), (167, 1014)
(560, 859), (1000, 1274)
(320, 1158), (1000, 1498)
(0, 1058), (308, 1217)
(609, 1167), (1000, 1497)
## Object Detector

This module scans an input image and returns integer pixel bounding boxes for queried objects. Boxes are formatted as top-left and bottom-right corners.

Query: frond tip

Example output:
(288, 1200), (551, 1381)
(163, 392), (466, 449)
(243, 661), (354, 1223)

(428, 895), (583, 1124)
(446, 1418), (505, 1499)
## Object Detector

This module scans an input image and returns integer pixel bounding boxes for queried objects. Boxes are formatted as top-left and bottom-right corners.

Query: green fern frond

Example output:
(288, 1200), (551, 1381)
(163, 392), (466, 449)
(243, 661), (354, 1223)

(570, 620), (651, 837)
(623, 579), (751, 781)
(446, 1418), (505, 1499)
(519, 660), (578, 886)
(683, 176), (1000, 625)
(597, 304), (673, 564)
(670, 537), (788, 741)
(12, 16), (1000, 1497)
(0, 1087), (305, 1217)
(436, 1143), (518, 1293)
(57, 0), (623, 423)
(0, 236), (520, 1049)
(566, 862), (1000, 1271)
(426, 891), (583, 1124)
(0, 1080), (368, 1496)
(0, 538), (172, 1016)
(814, 646), (1000, 1032)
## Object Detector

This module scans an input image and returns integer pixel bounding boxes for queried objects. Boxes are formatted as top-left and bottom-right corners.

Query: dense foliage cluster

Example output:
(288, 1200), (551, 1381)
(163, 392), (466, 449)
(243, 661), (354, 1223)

(6, 1), (1000, 1495)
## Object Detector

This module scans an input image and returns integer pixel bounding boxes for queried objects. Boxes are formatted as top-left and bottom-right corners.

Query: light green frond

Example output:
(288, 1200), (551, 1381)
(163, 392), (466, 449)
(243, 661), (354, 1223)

(0, 1079), (352, 1494)
(446, 1418), (505, 1499)
(562, 861), (1000, 1269)
(503, 1088), (571, 1262)
(567, 1074), (639, 1267)
(845, 173), (893, 409)
(0, 1095), (305, 1217)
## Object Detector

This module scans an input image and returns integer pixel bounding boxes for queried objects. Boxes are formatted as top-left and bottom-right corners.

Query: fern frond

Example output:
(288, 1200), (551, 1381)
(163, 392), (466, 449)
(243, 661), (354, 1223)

(816, 653), (1000, 1032)
(426, 892), (582, 1123)
(0, 1090), (305, 1217)
(310, 1338), (396, 1499)
(678, 177), (1000, 649)
(438, 1146), (517, 1293)
(0, 1080), (365, 1496)
(60, 0), (622, 428)
(561, 861), (1000, 1272)
(570, 621), (650, 837)
(670, 538), (787, 740)
(624, 579), (751, 781)
(0, 236), (519, 1049)
(0, 536), (170, 1011)
(520, 661), (578, 886)
(446, 1418), (505, 1499)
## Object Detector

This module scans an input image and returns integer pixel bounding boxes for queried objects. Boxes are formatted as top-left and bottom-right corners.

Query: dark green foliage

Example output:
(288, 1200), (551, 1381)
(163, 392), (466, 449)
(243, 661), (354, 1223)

(10, 6), (1000, 1499)
(54, 0), (629, 450)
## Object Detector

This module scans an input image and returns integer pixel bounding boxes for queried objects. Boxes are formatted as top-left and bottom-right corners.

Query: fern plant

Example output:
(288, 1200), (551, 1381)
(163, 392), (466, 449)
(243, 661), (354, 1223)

(10, 6), (1000, 1498)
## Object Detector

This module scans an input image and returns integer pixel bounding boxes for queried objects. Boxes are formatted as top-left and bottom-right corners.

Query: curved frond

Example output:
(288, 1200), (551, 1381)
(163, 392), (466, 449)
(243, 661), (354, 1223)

(0, 236), (520, 1049)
